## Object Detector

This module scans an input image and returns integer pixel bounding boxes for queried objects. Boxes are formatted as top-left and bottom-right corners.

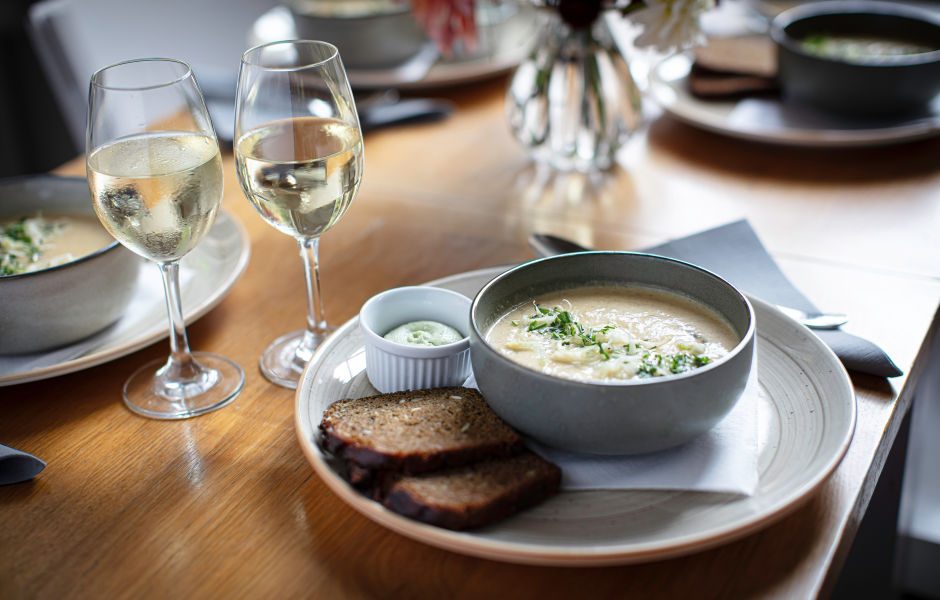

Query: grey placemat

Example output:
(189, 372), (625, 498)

(642, 220), (902, 377)
(0, 444), (45, 485)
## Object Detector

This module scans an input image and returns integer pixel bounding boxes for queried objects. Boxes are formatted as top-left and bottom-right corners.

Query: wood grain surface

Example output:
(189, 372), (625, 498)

(2, 77), (939, 599)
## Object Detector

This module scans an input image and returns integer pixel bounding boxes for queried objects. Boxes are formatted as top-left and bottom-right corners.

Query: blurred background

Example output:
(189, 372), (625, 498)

(0, 0), (543, 176)
(0, 0), (75, 175)
(0, 0), (280, 175)
(3, 0), (939, 597)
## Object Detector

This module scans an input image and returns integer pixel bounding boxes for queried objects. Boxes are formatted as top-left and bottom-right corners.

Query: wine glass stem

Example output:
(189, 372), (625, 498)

(299, 236), (328, 339)
(158, 261), (201, 380)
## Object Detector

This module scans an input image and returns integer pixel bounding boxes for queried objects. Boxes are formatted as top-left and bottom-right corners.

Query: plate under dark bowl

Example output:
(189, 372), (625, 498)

(771, 1), (940, 116)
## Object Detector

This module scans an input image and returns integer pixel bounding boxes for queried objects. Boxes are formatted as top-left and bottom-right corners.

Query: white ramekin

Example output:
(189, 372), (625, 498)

(359, 286), (472, 393)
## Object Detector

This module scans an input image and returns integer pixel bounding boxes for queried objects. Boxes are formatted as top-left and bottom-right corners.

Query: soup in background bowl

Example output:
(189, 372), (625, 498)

(0, 176), (140, 354)
(470, 252), (755, 456)
(1, 213), (114, 276)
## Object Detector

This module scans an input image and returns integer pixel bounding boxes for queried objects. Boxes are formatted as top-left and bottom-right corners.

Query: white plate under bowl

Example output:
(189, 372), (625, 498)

(0, 211), (250, 386)
(649, 52), (940, 147)
(294, 266), (856, 566)
(249, 6), (539, 90)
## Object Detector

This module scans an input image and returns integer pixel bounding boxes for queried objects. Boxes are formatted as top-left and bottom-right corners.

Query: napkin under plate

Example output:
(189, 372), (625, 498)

(533, 220), (901, 377)
(466, 361), (759, 496)
(641, 220), (902, 378)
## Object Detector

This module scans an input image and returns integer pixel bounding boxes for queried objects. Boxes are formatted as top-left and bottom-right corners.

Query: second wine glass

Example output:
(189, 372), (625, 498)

(234, 40), (364, 389)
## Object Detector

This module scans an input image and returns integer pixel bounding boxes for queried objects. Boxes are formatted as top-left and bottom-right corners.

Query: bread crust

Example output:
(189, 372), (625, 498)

(688, 64), (779, 99)
(381, 454), (562, 531)
(324, 434), (525, 474)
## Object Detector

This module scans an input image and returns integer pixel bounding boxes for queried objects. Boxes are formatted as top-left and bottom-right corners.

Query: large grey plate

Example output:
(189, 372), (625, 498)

(649, 52), (940, 147)
(0, 211), (249, 386)
(294, 266), (856, 566)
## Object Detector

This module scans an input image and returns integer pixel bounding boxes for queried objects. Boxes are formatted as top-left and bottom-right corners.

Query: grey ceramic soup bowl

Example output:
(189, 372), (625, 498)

(0, 176), (140, 354)
(469, 252), (755, 455)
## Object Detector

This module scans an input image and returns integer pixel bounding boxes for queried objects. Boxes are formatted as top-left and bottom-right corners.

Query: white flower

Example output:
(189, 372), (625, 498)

(629, 0), (714, 52)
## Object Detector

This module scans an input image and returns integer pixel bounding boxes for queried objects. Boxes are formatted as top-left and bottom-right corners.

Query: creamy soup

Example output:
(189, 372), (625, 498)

(801, 34), (936, 61)
(486, 286), (740, 383)
(0, 214), (113, 276)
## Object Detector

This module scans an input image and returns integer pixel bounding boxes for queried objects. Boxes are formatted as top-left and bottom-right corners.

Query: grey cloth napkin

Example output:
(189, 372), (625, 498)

(641, 220), (902, 378)
(0, 444), (45, 485)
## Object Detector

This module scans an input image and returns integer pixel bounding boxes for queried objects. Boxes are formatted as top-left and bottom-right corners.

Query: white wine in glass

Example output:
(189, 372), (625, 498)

(86, 58), (244, 419)
(235, 41), (364, 388)
(236, 116), (361, 239)
(89, 133), (222, 261)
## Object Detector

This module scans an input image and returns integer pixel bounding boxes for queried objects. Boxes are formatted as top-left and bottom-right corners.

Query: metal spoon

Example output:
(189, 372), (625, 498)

(770, 305), (848, 330)
(528, 233), (849, 330)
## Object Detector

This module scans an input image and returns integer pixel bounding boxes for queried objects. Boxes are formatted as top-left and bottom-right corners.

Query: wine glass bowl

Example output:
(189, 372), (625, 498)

(235, 40), (364, 389)
(86, 58), (244, 419)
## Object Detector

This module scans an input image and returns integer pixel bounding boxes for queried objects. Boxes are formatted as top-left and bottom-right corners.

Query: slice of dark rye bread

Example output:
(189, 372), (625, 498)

(382, 451), (561, 530)
(319, 387), (525, 475)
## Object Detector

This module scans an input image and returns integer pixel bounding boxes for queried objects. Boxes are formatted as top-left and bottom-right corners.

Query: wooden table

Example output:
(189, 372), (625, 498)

(3, 78), (939, 599)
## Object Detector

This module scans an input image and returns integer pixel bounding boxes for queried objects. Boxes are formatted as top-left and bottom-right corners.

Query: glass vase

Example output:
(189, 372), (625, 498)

(506, 10), (642, 172)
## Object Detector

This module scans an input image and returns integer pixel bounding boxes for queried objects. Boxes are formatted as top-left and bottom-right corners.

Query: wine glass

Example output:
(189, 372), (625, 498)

(86, 58), (244, 418)
(234, 41), (364, 389)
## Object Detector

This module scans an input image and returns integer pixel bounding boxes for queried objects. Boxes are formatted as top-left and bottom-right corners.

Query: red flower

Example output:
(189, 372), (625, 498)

(410, 0), (478, 55)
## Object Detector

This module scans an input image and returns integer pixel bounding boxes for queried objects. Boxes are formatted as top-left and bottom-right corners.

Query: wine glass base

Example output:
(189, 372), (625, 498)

(123, 352), (244, 420)
(259, 329), (331, 390)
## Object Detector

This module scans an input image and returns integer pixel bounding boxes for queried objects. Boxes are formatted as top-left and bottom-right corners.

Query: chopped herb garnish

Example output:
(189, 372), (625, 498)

(511, 302), (715, 379)
(1, 215), (71, 276)
(6, 221), (30, 243)
(669, 353), (692, 374)
(636, 361), (659, 377)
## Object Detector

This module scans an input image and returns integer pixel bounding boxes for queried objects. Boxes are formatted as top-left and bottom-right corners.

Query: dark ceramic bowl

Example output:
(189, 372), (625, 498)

(0, 176), (140, 354)
(771, 1), (940, 115)
(469, 252), (756, 456)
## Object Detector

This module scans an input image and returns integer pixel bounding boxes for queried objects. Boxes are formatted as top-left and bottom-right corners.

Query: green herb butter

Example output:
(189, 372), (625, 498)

(384, 321), (463, 347)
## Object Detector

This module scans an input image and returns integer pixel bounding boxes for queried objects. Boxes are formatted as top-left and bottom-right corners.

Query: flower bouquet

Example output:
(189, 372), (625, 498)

(412, 0), (715, 171)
